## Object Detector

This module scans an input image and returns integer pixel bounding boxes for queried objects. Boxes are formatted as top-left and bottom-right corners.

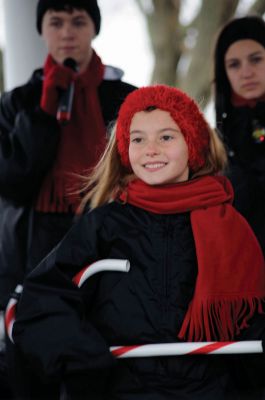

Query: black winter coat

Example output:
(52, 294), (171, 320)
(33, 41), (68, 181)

(220, 102), (265, 255)
(13, 202), (265, 400)
(0, 66), (136, 309)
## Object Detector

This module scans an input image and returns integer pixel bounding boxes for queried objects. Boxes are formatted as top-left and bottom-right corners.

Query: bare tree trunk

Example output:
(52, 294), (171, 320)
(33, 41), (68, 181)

(177, 0), (239, 105)
(136, 0), (181, 85)
(249, 0), (265, 14)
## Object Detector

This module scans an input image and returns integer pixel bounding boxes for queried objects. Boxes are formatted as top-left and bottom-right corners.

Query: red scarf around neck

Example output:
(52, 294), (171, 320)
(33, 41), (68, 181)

(119, 176), (265, 341)
(231, 90), (265, 108)
(36, 50), (106, 213)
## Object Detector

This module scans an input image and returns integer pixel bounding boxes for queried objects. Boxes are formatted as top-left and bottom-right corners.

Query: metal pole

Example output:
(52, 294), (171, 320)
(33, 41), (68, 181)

(2, 0), (46, 90)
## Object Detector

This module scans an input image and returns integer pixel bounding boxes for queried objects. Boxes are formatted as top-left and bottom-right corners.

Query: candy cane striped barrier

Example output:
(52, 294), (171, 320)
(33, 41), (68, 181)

(72, 259), (130, 288)
(5, 284), (23, 343)
(5, 259), (130, 343)
(110, 341), (263, 358)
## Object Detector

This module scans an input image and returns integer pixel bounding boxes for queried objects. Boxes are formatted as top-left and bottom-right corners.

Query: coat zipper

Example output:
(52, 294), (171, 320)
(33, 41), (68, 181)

(163, 217), (170, 315)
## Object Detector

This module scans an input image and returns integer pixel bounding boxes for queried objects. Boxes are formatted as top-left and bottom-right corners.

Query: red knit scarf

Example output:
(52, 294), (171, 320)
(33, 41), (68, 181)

(231, 91), (265, 108)
(119, 176), (265, 341)
(35, 50), (106, 213)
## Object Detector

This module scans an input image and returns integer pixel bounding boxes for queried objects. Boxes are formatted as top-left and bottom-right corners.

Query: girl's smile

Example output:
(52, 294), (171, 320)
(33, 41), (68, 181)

(143, 162), (167, 170)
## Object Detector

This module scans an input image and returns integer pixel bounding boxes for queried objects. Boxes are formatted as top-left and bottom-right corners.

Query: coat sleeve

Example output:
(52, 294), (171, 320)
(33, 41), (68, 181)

(12, 209), (114, 382)
(0, 85), (60, 203)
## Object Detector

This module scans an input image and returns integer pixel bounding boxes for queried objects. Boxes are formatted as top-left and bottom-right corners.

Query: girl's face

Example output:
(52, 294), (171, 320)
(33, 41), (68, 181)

(42, 9), (95, 72)
(128, 109), (189, 185)
(225, 39), (265, 100)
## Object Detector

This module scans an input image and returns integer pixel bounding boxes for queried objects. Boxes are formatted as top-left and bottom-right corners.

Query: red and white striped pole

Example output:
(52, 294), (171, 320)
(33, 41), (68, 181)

(110, 341), (263, 358)
(72, 259), (130, 287)
(5, 259), (130, 342)
(5, 284), (23, 343)
(5, 259), (264, 357)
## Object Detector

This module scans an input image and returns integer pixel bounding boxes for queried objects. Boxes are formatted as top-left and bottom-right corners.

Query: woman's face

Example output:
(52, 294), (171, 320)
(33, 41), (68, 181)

(225, 39), (265, 100)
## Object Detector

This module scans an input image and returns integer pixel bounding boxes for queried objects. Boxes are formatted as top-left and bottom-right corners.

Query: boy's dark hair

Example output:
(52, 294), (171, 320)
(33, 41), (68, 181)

(36, 0), (101, 35)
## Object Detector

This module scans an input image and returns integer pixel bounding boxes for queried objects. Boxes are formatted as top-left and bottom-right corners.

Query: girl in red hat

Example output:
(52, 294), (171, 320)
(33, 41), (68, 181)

(13, 85), (265, 399)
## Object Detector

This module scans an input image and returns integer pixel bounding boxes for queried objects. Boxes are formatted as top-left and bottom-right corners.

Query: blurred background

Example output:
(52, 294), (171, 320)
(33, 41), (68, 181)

(0, 0), (264, 124)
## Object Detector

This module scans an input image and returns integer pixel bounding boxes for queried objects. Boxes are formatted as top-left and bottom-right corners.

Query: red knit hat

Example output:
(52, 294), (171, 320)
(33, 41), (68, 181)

(116, 85), (210, 172)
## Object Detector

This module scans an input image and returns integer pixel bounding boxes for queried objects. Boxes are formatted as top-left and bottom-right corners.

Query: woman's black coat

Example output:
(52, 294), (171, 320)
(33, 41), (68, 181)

(13, 202), (265, 399)
(220, 102), (265, 255)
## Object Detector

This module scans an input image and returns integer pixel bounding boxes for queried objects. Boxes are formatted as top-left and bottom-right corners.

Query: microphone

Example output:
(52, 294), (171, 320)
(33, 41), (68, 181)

(57, 58), (78, 124)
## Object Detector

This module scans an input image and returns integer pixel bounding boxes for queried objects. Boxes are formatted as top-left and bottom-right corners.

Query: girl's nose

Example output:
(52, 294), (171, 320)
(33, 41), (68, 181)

(145, 141), (160, 156)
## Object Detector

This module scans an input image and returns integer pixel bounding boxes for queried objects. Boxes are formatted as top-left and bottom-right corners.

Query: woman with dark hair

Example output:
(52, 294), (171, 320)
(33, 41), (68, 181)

(213, 15), (265, 255)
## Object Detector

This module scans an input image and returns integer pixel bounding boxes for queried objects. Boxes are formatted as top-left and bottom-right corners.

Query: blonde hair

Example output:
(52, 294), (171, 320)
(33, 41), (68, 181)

(79, 122), (227, 211)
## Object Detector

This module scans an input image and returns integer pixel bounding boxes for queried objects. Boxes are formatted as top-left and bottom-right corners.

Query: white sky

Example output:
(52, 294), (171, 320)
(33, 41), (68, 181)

(0, 1), (4, 46)
(94, 0), (153, 87)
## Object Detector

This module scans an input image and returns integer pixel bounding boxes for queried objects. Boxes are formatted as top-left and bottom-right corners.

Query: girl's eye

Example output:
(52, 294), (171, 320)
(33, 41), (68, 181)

(131, 137), (143, 144)
(161, 134), (173, 141)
